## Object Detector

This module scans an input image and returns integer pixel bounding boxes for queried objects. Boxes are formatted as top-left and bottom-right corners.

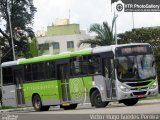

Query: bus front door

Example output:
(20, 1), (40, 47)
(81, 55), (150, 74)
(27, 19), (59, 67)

(103, 58), (117, 100)
(58, 64), (71, 102)
(14, 69), (25, 106)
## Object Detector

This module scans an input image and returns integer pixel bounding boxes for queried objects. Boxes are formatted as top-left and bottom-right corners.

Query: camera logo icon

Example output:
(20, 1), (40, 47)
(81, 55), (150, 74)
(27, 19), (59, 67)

(115, 0), (124, 12)
(116, 3), (123, 12)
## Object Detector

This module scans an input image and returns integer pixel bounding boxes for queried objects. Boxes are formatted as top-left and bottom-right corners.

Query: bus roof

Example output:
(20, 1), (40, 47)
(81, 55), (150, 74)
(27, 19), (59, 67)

(1, 43), (150, 67)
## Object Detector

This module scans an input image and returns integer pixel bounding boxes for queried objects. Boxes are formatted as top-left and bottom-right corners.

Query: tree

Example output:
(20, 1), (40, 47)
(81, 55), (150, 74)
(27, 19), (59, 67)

(29, 36), (38, 57)
(0, 0), (37, 61)
(78, 16), (117, 47)
(118, 28), (160, 91)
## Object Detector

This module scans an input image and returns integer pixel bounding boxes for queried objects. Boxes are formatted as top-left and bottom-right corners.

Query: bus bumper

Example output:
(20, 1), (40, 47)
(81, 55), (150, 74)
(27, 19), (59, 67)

(117, 87), (159, 100)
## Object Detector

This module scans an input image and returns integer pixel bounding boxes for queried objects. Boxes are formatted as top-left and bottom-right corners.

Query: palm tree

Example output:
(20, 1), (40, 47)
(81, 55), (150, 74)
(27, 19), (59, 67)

(78, 16), (118, 47)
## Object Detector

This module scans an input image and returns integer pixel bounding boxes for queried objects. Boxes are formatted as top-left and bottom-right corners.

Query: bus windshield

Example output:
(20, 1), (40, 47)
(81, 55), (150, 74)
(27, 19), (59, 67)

(116, 54), (156, 81)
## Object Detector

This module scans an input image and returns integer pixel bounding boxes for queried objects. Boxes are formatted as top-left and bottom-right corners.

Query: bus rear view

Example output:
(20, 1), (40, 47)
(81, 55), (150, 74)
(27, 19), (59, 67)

(115, 44), (159, 106)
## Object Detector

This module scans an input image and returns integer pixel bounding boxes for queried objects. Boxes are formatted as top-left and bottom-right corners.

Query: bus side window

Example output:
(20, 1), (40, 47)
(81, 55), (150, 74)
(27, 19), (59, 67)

(88, 56), (101, 74)
(70, 57), (81, 76)
(3, 67), (13, 84)
(24, 64), (32, 81)
(45, 61), (56, 79)
(32, 64), (38, 80)
(70, 57), (89, 76)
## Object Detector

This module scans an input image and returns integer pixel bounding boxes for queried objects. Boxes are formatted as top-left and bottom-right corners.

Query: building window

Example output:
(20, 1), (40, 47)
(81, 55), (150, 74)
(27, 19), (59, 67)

(91, 44), (96, 48)
(53, 42), (60, 49)
(38, 43), (49, 55)
(67, 41), (74, 48)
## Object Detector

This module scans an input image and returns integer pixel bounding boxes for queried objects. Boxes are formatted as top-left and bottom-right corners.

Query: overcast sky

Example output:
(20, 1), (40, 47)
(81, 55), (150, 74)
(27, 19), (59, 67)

(33, 0), (160, 34)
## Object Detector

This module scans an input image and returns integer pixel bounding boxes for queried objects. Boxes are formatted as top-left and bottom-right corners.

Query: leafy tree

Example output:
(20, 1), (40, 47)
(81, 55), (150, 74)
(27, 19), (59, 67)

(78, 16), (117, 47)
(0, 0), (37, 61)
(29, 36), (38, 57)
(118, 28), (160, 91)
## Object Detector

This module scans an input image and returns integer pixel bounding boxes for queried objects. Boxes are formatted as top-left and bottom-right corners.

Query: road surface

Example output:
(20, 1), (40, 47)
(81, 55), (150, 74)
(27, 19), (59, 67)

(1, 101), (160, 120)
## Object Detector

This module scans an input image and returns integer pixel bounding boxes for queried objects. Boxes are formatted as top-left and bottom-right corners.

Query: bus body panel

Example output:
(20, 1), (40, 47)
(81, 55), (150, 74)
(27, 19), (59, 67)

(2, 85), (17, 107)
(23, 80), (61, 106)
(69, 76), (93, 103)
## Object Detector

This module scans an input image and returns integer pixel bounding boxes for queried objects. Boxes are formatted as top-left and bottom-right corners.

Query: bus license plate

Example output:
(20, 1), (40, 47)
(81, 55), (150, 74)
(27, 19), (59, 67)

(137, 95), (144, 98)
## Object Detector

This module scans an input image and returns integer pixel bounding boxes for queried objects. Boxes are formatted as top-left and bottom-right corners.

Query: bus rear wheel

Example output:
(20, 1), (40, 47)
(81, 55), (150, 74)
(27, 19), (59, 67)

(61, 104), (78, 110)
(91, 90), (109, 108)
(32, 95), (50, 111)
(123, 98), (139, 106)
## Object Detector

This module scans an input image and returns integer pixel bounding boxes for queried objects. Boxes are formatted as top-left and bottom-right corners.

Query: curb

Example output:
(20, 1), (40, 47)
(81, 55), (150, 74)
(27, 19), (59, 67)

(0, 107), (33, 113)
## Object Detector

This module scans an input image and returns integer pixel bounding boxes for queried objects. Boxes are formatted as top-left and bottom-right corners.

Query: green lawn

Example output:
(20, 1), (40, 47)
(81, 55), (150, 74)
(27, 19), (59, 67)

(0, 106), (16, 110)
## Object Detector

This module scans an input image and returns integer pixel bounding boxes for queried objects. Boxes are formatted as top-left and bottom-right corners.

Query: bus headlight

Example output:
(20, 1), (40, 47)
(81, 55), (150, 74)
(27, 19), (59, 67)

(150, 81), (158, 89)
(119, 84), (130, 92)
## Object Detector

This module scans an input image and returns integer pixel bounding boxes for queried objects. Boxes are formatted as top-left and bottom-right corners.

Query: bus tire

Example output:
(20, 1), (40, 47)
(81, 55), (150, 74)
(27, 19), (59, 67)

(32, 95), (50, 111)
(91, 90), (109, 108)
(123, 98), (139, 106)
(61, 104), (78, 110)
(32, 95), (42, 111)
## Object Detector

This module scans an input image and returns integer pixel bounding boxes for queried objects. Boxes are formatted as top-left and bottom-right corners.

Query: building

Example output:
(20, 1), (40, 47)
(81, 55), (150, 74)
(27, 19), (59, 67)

(36, 19), (92, 55)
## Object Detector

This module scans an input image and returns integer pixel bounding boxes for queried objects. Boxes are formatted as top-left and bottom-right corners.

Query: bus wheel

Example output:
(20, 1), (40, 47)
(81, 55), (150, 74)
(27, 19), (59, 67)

(123, 98), (139, 106)
(61, 104), (78, 110)
(33, 95), (42, 111)
(32, 95), (50, 111)
(91, 90), (109, 108)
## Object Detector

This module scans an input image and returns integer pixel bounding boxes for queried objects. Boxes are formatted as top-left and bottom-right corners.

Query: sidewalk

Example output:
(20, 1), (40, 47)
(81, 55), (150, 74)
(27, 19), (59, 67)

(0, 99), (160, 113)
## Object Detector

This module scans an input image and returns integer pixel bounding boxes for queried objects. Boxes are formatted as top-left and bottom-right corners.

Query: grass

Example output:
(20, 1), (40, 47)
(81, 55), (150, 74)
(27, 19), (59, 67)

(0, 106), (16, 110)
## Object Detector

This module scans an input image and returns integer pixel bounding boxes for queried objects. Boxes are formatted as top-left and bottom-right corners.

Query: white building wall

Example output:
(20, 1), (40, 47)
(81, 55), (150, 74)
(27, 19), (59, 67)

(37, 34), (93, 55)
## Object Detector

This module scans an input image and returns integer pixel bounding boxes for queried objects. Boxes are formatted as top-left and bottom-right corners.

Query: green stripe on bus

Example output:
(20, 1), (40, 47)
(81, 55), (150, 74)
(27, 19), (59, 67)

(18, 54), (71, 64)
(137, 79), (156, 89)
(18, 49), (92, 64)
(70, 49), (92, 57)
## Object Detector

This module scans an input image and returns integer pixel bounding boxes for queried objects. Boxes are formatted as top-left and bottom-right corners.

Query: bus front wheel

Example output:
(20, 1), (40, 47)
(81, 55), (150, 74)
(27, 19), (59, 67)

(91, 90), (109, 108)
(122, 98), (139, 106)
(32, 95), (50, 111)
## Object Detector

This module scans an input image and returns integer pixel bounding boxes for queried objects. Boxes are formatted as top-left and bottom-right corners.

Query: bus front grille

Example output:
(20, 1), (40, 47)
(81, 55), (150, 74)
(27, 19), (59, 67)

(126, 81), (151, 87)
(133, 91), (147, 96)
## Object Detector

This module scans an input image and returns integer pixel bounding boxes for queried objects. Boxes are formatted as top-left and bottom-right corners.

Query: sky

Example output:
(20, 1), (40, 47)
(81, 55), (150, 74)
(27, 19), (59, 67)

(33, 0), (160, 34)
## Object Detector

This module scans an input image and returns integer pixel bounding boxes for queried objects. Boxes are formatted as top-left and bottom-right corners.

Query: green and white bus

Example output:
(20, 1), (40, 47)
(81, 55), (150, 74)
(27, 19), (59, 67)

(1, 43), (158, 111)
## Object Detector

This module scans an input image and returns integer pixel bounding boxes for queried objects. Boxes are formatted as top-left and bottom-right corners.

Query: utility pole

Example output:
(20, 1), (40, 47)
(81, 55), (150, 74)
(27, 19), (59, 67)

(7, 0), (16, 61)
(132, 0), (135, 29)
(114, 12), (118, 45)
(113, 2), (118, 45)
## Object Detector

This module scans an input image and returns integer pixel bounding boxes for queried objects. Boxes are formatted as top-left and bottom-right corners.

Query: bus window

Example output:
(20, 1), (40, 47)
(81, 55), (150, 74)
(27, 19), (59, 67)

(45, 61), (56, 79)
(37, 63), (44, 80)
(3, 67), (13, 84)
(70, 57), (89, 76)
(88, 56), (101, 74)
(32, 64), (38, 80)
(24, 64), (32, 81)
(70, 55), (101, 77)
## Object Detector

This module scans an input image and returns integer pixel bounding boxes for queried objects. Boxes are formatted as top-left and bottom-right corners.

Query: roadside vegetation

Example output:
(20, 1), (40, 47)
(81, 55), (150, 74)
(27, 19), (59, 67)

(0, 0), (38, 62)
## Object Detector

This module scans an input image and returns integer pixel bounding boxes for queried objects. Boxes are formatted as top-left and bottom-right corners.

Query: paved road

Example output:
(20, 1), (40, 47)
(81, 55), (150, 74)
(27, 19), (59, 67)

(27, 102), (160, 114)
(1, 101), (160, 120)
